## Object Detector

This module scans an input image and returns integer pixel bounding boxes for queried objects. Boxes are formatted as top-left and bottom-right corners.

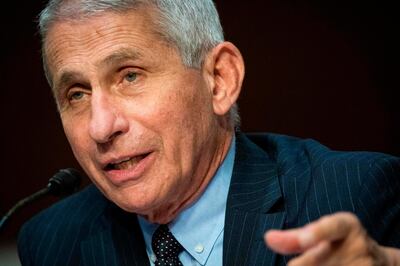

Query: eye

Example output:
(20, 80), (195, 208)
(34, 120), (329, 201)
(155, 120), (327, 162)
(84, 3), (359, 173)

(124, 72), (137, 82)
(70, 91), (85, 100)
(66, 88), (88, 103)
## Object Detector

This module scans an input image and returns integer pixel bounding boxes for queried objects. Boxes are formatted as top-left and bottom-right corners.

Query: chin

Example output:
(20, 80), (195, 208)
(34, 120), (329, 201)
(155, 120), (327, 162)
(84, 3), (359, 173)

(110, 190), (159, 215)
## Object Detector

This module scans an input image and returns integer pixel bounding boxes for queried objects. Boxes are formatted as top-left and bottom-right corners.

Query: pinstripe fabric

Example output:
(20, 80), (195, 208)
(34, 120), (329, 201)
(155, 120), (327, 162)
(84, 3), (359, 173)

(223, 134), (285, 266)
(18, 133), (400, 266)
(225, 133), (400, 265)
(18, 186), (149, 266)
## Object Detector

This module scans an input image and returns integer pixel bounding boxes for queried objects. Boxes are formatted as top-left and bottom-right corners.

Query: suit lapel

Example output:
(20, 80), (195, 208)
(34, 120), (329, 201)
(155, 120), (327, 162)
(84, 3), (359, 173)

(223, 133), (286, 266)
(81, 203), (149, 266)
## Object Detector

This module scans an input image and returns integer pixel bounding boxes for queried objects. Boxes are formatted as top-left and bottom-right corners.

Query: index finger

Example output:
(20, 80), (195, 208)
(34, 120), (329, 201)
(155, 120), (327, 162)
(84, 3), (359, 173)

(302, 212), (361, 248)
(265, 212), (361, 254)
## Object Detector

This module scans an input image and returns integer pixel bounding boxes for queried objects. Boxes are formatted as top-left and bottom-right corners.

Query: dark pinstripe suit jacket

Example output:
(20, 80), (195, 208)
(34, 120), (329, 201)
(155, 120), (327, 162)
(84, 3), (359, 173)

(18, 133), (400, 266)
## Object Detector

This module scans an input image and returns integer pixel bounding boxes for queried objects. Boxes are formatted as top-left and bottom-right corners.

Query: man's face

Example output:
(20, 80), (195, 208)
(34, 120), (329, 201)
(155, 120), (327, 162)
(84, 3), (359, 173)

(45, 9), (229, 222)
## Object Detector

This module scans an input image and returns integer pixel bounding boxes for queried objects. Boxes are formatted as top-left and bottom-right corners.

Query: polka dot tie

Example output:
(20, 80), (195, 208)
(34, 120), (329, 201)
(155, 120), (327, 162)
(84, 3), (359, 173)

(151, 224), (183, 266)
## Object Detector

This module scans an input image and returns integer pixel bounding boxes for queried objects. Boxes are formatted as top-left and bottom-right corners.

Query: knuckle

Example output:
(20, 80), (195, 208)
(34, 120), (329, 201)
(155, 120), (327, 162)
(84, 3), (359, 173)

(350, 235), (369, 253)
(357, 258), (375, 266)
(337, 212), (365, 236)
(338, 211), (360, 225)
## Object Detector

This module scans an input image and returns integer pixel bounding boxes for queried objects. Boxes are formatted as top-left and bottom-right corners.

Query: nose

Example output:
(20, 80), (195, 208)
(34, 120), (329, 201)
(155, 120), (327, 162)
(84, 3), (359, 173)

(89, 92), (128, 144)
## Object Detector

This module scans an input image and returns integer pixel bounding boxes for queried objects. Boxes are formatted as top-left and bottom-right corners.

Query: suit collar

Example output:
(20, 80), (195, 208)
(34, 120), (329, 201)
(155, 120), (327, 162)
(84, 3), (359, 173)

(223, 132), (286, 266)
(227, 132), (283, 213)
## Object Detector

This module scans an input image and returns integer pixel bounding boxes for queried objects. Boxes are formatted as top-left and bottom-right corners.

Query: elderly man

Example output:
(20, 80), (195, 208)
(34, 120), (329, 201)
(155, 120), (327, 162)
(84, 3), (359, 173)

(18, 0), (400, 265)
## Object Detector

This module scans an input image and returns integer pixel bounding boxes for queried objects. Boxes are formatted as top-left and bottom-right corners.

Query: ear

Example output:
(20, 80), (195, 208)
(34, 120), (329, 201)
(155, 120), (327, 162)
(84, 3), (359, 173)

(203, 42), (245, 116)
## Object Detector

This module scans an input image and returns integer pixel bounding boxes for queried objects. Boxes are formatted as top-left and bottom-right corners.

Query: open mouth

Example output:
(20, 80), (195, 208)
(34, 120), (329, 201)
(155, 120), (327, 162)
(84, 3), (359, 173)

(104, 153), (151, 171)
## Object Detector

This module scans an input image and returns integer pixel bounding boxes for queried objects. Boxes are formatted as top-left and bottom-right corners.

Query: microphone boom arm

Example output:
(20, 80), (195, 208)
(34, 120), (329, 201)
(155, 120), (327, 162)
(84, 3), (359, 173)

(0, 168), (82, 233)
(0, 187), (50, 231)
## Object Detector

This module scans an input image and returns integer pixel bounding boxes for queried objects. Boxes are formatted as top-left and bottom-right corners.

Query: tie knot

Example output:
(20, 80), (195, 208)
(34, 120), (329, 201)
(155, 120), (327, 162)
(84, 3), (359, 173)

(151, 224), (183, 266)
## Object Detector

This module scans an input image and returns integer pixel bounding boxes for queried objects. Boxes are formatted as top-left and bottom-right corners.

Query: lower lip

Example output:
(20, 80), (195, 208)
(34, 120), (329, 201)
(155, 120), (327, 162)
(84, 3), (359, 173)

(104, 152), (156, 186)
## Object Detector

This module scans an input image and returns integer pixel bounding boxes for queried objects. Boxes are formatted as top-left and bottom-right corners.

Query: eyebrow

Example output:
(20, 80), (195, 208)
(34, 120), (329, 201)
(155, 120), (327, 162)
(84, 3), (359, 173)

(53, 70), (86, 95)
(99, 48), (143, 69)
(53, 48), (143, 95)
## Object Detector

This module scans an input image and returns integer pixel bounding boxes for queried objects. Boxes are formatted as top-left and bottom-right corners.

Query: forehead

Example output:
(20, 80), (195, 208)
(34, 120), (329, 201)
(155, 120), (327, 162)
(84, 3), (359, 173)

(44, 8), (172, 81)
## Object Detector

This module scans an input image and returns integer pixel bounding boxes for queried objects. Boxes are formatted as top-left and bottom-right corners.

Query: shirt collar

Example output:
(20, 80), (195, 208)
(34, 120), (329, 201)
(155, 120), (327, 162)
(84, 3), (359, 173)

(138, 136), (235, 265)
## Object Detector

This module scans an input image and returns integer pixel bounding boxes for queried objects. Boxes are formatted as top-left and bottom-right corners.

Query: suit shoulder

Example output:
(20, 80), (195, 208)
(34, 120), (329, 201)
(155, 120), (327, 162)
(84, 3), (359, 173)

(18, 184), (107, 245)
(245, 132), (399, 169)
(17, 185), (112, 265)
(245, 132), (400, 245)
(245, 132), (329, 161)
(32, 184), (104, 220)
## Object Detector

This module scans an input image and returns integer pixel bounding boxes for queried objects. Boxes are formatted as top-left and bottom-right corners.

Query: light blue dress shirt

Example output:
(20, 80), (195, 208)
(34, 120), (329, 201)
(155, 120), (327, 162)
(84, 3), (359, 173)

(138, 137), (235, 265)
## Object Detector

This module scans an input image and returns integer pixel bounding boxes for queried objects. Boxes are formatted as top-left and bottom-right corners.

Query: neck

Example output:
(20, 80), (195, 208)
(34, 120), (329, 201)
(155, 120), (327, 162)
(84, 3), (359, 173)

(144, 128), (234, 224)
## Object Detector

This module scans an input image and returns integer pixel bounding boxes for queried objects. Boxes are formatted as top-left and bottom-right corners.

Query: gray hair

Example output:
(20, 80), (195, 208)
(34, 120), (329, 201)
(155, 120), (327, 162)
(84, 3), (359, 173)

(38, 0), (240, 126)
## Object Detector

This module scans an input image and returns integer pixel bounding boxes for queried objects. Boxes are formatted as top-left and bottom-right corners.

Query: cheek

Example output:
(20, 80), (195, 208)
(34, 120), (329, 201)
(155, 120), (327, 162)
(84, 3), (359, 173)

(162, 87), (212, 130)
(61, 116), (91, 158)
(119, 91), (188, 137)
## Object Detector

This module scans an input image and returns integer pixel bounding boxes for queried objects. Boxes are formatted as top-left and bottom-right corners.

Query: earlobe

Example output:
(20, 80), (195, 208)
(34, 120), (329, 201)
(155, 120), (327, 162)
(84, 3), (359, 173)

(204, 42), (245, 117)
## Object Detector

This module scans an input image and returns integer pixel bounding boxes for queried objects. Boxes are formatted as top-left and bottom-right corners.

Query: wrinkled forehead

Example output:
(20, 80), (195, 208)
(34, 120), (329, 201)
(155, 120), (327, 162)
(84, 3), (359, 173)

(43, 3), (161, 51)
(42, 7), (172, 85)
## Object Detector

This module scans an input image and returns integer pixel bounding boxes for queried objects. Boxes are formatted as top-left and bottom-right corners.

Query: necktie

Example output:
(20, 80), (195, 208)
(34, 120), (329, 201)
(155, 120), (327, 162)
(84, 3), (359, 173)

(151, 224), (184, 266)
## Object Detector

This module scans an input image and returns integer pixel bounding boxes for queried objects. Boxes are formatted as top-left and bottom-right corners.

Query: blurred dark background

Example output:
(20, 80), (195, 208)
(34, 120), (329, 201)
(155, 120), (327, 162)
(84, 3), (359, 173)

(0, 0), (397, 260)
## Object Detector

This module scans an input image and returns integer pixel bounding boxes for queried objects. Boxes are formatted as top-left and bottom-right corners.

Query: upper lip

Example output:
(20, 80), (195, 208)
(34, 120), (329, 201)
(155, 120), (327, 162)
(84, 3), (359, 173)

(99, 151), (152, 170)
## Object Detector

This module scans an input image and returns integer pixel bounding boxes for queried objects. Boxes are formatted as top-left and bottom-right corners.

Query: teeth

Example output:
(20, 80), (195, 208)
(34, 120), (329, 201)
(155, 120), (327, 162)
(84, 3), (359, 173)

(112, 155), (146, 170)
(113, 157), (131, 164)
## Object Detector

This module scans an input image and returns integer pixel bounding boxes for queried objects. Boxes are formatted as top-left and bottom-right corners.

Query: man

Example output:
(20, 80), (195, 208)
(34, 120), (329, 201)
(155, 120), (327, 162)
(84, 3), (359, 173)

(18, 0), (400, 265)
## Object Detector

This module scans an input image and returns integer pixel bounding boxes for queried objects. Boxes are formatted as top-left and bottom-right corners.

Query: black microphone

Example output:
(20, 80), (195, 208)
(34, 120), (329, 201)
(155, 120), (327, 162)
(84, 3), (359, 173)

(0, 168), (82, 232)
